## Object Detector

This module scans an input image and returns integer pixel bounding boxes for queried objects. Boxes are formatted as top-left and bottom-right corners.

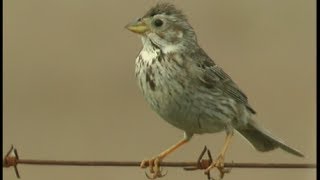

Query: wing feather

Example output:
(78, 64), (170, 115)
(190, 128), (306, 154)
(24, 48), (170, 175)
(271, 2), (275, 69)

(192, 48), (256, 114)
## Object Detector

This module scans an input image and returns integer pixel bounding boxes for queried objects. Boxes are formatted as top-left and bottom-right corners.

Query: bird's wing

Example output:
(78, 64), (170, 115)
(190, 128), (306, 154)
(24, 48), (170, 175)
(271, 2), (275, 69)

(193, 48), (256, 114)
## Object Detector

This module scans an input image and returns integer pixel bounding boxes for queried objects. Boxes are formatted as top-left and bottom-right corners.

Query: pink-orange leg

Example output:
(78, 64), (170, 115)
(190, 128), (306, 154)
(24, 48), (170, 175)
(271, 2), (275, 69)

(204, 131), (234, 179)
(141, 137), (189, 179)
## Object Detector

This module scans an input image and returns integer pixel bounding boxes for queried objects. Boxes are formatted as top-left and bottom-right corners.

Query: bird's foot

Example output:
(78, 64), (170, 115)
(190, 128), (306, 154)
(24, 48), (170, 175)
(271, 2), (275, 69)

(204, 155), (230, 179)
(140, 157), (167, 179)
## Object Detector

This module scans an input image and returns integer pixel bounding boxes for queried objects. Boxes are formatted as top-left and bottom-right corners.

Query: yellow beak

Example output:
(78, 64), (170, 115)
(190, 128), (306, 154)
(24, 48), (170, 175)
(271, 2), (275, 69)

(125, 19), (149, 34)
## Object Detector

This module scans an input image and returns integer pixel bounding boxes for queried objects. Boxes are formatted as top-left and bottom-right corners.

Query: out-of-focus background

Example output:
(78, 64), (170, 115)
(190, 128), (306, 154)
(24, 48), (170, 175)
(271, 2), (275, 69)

(3, 0), (316, 180)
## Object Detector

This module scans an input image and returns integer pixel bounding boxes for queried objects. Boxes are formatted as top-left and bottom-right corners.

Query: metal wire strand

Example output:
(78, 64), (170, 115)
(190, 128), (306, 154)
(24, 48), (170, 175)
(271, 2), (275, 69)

(3, 145), (316, 179)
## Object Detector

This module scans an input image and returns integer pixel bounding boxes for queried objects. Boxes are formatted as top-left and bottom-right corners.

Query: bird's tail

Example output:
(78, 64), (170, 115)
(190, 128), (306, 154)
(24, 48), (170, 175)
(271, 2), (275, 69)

(236, 119), (304, 157)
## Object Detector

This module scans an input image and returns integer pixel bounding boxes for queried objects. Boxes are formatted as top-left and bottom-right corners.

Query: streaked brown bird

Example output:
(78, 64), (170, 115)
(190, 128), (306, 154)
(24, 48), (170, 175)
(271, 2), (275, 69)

(126, 3), (304, 179)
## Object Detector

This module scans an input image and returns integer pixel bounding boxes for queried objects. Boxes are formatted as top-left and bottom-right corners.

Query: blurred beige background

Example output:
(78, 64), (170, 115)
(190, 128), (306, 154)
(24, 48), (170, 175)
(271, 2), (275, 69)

(3, 0), (316, 180)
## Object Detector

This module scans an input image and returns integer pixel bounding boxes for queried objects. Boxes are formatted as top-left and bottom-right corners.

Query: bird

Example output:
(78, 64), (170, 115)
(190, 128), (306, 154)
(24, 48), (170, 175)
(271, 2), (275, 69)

(125, 2), (304, 179)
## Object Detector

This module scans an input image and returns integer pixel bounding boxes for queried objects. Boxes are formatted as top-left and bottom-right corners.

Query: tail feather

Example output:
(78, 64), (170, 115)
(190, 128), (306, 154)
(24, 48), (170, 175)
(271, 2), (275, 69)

(237, 120), (304, 157)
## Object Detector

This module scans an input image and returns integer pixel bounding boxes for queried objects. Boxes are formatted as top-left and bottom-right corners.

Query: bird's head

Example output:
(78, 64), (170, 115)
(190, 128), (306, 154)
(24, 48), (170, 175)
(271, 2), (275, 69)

(126, 3), (198, 53)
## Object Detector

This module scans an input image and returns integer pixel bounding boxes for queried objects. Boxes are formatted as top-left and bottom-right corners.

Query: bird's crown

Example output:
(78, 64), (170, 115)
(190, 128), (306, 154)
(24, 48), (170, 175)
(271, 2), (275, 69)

(143, 3), (187, 20)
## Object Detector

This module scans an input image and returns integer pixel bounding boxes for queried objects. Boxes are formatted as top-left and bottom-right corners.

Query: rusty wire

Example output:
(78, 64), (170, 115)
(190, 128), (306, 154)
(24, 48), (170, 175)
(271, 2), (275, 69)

(3, 145), (316, 179)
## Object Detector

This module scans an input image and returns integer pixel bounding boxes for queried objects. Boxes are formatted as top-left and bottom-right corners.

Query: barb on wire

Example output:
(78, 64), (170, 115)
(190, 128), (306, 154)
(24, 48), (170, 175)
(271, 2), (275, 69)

(3, 145), (316, 179)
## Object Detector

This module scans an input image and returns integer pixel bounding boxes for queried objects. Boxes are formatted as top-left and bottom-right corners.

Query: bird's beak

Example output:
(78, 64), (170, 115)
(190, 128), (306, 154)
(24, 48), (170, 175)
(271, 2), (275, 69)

(125, 19), (149, 34)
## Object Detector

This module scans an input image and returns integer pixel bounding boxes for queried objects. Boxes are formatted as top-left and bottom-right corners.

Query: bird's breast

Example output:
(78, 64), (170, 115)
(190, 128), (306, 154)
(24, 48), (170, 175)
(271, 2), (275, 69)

(135, 48), (186, 107)
(135, 48), (219, 133)
(136, 48), (191, 111)
(136, 47), (230, 133)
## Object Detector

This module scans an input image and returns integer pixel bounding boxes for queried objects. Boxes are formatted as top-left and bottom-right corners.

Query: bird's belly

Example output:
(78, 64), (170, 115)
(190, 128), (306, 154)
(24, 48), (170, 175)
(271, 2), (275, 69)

(160, 106), (227, 134)
(136, 70), (227, 134)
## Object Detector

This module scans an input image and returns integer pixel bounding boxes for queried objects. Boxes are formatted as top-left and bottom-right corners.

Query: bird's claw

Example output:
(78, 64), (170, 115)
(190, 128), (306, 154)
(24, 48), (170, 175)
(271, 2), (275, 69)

(144, 169), (167, 179)
(140, 157), (167, 179)
(204, 155), (230, 179)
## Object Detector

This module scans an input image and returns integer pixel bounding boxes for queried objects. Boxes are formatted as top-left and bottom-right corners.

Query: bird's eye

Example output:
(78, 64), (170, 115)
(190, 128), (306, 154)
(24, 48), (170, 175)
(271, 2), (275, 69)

(154, 19), (163, 27)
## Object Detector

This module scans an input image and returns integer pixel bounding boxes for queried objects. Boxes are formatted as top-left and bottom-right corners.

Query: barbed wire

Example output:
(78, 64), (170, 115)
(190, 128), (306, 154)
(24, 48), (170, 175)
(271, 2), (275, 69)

(3, 145), (316, 179)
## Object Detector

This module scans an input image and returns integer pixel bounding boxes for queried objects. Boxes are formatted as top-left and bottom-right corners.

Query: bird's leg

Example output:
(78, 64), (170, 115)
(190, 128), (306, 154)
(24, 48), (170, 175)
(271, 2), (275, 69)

(205, 130), (234, 179)
(141, 133), (192, 179)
